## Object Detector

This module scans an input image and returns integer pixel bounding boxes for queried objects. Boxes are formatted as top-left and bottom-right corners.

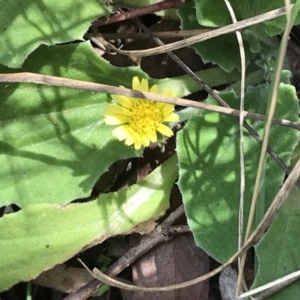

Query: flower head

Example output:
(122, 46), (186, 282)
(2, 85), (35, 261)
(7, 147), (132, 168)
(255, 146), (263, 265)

(104, 76), (179, 150)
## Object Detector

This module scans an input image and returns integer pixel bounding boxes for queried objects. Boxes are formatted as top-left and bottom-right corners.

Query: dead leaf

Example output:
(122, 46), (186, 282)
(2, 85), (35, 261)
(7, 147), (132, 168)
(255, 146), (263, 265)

(129, 218), (158, 234)
(131, 234), (209, 300)
(34, 264), (93, 293)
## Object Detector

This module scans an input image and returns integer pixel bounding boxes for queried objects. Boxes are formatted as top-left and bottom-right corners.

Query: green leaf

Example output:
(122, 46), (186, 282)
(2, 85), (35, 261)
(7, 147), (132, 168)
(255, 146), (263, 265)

(177, 83), (298, 262)
(194, 0), (232, 27)
(178, 2), (252, 72)
(253, 187), (300, 300)
(178, 0), (300, 71)
(154, 66), (241, 96)
(0, 0), (110, 68)
(0, 43), (141, 207)
(0, 154), (178, 291)
(192, 0), (300, 35)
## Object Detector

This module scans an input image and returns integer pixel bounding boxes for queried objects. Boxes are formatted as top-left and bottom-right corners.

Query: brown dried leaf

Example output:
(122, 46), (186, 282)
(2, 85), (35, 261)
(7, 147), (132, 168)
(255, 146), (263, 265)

(131, 234), (209, 300)
(34, 264), (93, 293)
(130, 218), (158, 234)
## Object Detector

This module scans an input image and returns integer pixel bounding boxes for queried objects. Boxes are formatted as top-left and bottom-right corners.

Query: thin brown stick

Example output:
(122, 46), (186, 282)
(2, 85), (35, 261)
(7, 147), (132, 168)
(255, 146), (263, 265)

(98, 29), (211, 40)
(94, 0), (188, 26)
(240, 268), (300, 299)
(0, 72), (298, 131)
(223, 0), (247, 293)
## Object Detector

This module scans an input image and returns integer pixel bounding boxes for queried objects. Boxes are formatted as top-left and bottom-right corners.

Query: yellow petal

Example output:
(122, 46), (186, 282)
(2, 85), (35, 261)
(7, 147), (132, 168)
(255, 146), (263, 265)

(104, 104), (129, 117)
(157, 124), (174, 137)
(111, 94), (133, 109)
(127, 129), (142, 149)
(148, 132), (157, 143)
(161, 104), (175, 116)
(141, 135), (150, 147)
(140, 78), (149, 92)
(149, 84), (159, 94)
(132, 76), (141, 90)
(163, 113), (179, 122)
(125, 137), (134, 146)
(105, 116), (128, 125)
(161, 88), (176, 97)
(125, 127), (140, 146)
(134, 141), (142, 150)
(112, 126), (130, 141)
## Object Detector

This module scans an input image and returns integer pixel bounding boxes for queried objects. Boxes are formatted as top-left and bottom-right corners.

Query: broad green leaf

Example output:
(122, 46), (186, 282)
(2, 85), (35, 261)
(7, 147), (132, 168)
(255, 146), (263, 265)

(253, 187), (300, 300)
(0, 154), (178, 292)
(0, 0), (110, 68)
(178, 0), (300, 71)
(178, 2), (254, 72)
(154, 66), (241, 96)
(291, 0), (300, 28)
(0, 42), (239, 207)
(0, 43), (138, 207)
(194, 0), (232, 27)
(177, 83), (298, 262)
(193, 0), (300, 35)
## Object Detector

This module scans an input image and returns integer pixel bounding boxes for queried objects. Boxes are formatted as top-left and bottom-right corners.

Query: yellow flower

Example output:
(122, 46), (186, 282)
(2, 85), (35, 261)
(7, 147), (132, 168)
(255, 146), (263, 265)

(104, 76), (179, 150)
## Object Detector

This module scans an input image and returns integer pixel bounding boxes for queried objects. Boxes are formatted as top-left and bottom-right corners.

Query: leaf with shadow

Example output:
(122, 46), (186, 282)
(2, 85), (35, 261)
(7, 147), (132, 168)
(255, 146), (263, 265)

(177, 84), (298, 262)
(0, 155), (178, 291)
(0, 0), (111, 68)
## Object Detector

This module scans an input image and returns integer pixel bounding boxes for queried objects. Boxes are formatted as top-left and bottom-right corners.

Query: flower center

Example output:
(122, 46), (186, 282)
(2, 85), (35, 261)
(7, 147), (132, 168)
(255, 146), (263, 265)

(129, 101), (162, 135)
